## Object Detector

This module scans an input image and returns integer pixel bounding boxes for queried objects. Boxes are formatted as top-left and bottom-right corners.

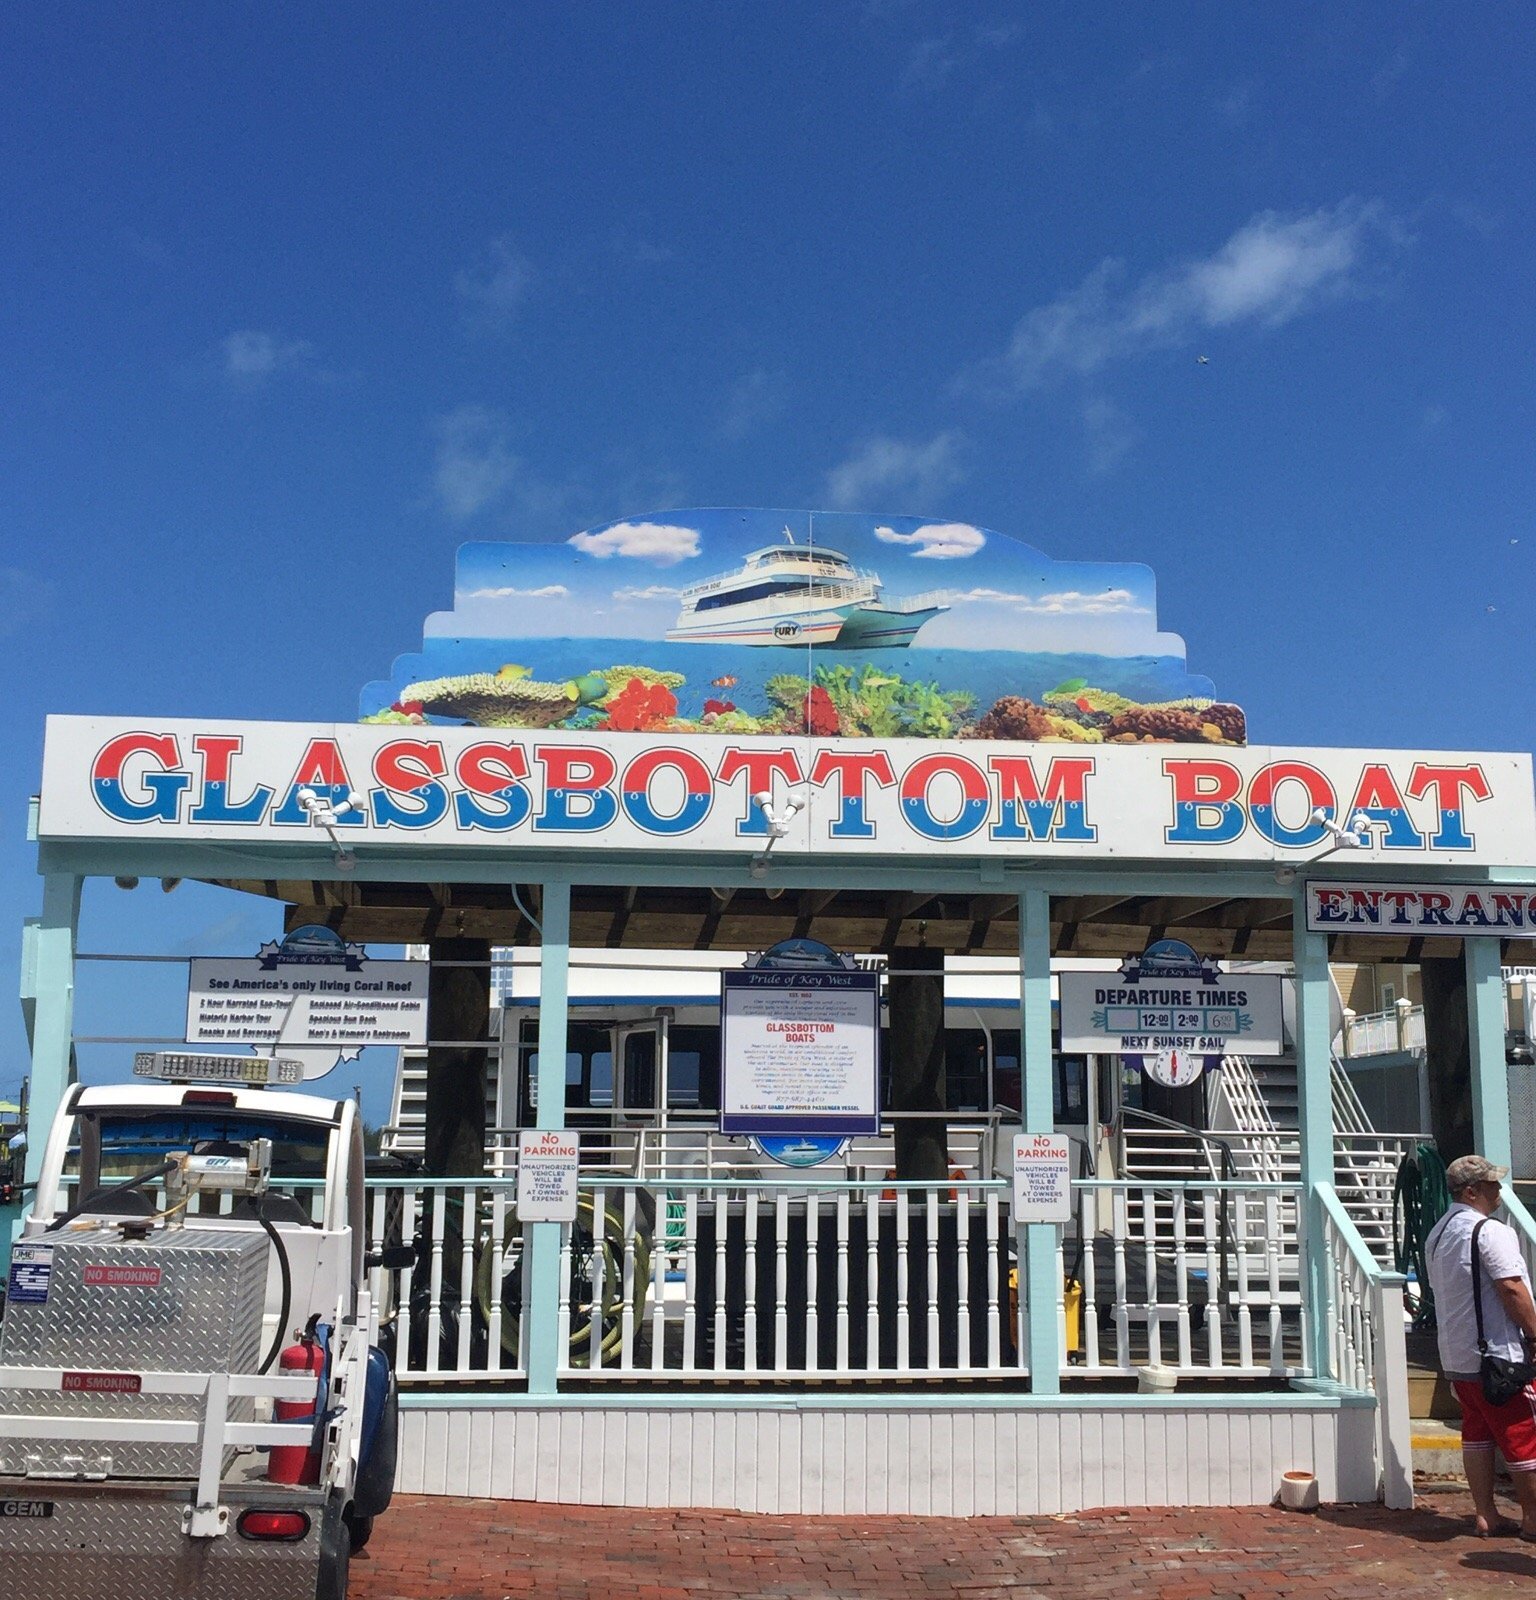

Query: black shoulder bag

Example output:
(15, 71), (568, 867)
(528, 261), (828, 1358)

(1470, 1218), (1536, 1407)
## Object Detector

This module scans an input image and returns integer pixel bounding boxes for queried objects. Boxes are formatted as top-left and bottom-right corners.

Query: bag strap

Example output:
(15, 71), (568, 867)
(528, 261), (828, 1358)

(1471, 1218), (1491, 1355)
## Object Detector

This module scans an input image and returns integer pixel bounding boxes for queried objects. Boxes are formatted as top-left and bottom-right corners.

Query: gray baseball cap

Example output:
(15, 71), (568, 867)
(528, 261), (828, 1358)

(1446, 1154), (1510, 1191)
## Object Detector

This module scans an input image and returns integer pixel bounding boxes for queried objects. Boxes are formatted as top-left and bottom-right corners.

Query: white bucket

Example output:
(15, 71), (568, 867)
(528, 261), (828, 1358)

(1279, 1470), (1320, 1511)
(1136, 1364), (1178, 1394)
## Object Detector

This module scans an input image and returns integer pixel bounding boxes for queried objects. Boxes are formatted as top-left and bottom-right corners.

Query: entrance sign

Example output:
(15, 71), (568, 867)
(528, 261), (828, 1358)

(41, 717), (1536, 866)
(720, 969), (880, 1136)
(1012, 1134), (1071, 1223)
(516, 1130), (580, 1223)
(186, 927), (427, 1076)
(1307, 882), (1536, 936)
(1059, 941), (1284, 1057)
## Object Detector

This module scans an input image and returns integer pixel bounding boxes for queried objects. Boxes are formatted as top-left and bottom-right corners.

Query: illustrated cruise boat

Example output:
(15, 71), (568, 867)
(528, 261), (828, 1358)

(665, 532), (949, 648)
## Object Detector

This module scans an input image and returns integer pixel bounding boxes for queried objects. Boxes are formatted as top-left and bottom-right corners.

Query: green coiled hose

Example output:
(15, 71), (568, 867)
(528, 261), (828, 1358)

(1392, 1142), (1450, 1329)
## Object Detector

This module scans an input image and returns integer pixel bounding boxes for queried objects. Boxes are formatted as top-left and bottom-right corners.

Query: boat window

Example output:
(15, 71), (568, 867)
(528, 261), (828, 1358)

(667, 1025), (719, 1111)
(695, 578), (818, 613)
(945, 1029), (989, 1111)
(523, 1022), (615, 1113)
(989, 1032), (1088, 1123)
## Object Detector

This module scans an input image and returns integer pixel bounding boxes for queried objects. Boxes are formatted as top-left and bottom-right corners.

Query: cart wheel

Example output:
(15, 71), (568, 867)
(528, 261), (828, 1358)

(316, 1492), (352, 1600)
(345, 1510), (374, 1552)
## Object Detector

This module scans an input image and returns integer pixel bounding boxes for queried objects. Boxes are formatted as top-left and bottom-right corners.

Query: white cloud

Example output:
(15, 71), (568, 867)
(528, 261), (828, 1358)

(568, 521), (701, 566)
(720, 367), (788, 440)
(462, 584), (569, 599)
(824, 431), (965, 511)
(950, 586), (1030, 603)
(613, 584), (684, 601)
(1015, 588), (1148, 616)
(945, 585), (1146, 616)
(432, 406), (519, 519)
(1083, 395), (1137, 473)
(222, 329), (314, 378)
(455, 236), (533, 331)
(977, 200), (1402, 390)
(872, 521), (986, 559)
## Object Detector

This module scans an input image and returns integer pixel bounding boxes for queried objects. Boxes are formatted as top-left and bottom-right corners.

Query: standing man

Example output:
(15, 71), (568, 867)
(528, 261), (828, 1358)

(1425, 1154), (1536, 1539)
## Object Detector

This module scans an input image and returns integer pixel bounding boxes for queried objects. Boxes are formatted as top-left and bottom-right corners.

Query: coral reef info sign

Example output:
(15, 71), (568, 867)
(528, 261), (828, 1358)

(720, 969), (880, 1136)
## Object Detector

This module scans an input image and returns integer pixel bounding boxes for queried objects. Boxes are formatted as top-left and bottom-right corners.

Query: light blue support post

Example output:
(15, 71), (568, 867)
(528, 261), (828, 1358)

(1466, 937), (1512, 1171)
(1019, 887), (1060, 1394)
(524, 880), (571, 1396)
(1292, 908), (1335, 1378)
(22, 874), (81, 1189)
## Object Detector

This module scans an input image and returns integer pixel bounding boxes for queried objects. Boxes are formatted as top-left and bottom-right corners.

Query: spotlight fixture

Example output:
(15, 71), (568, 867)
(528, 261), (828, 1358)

(295, 786), (362, 871)
(749, 790), (807, 877)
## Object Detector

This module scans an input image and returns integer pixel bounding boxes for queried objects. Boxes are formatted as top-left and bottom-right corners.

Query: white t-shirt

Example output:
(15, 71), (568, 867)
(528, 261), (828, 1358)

(1425, 1202), (1533, 1379)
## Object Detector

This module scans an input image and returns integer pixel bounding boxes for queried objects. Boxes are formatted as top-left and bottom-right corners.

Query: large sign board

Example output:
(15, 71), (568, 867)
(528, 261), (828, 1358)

(1307, 882), (1536, 936)
(720, 968), (880, 1136)
(40, 716), (1536, 866)
(1059, 942), (1284, 1057)
(186, 927), (427, 1076)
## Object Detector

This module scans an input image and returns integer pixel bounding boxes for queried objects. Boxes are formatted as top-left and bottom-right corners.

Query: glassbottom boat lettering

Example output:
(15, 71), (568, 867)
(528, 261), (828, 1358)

(82, 729), (1502, 855)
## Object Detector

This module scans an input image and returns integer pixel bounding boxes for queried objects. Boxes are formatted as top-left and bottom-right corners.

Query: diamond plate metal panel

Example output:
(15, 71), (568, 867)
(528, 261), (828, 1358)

(0, 1227), (269, 1479)
(0, 1481), (323, 1600)
(1510, 1061), (1536, 1182)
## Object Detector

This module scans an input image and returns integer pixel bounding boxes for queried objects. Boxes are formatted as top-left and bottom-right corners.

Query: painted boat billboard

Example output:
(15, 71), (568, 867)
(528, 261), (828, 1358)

(359, 508), (1247, 749)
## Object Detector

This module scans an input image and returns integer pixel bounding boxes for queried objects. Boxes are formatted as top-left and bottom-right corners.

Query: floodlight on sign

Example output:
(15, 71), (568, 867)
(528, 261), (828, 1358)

(132, 1051), (304, 1088)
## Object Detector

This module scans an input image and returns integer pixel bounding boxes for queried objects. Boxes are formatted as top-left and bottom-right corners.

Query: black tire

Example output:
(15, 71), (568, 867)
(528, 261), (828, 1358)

(316, 1491), (352, 1600)
(345, 1511), (374, 1552)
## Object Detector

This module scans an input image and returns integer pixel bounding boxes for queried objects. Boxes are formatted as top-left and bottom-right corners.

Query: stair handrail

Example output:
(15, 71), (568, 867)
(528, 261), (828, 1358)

(1115, 1108), (1235, 1291)
(1214, 1056), (1286, 1184)
(1316, 1182), (1413, 1509)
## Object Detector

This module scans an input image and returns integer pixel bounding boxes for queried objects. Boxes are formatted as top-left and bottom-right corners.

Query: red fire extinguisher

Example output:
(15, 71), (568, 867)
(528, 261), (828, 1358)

(268, 1326), (325, 1484)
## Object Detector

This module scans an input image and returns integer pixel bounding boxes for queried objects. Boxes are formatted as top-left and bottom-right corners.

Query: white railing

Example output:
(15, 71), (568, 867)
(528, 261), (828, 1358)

(1066, 1180), (1308, 1378)
(369, 1178), (527, 1384)
(1342, 1005), (1425, 1058)
(1317, 1186), (1412, 1509)
(478, 1112), (1008, 1182)
(1503, 1191), (1536, 1290)
(1117, 1128), (1420, 1269)
(558, 1176), (1022, 1381)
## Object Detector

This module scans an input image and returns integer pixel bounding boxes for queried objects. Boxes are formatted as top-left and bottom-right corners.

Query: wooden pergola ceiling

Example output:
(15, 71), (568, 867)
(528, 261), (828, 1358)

(211, 878), (1536, 963)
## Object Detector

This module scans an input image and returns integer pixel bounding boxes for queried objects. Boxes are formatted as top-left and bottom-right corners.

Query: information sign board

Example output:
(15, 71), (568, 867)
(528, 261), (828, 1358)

(1058, 940), (1283, 1057)
(1012, 1134), (1072, 1223)
(516, 1130), (580, 1223)
(720, 969), (879, 1136)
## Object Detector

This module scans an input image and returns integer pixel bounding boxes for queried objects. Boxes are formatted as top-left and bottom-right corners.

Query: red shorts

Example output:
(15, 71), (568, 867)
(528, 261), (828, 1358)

(1453, 1379), (1536, 1471)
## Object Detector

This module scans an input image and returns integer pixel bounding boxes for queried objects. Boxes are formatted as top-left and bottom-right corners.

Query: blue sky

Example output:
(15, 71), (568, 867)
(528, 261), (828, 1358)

(3, 4), (1533, 1120)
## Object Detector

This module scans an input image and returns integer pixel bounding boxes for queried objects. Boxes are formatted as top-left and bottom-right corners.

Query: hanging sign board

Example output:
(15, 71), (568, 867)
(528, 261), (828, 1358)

(1306, 882), (1536, 936)
(720, 959), (880, 1137)
(186, 927), (427, 1076)
(1058, 940), (1284, 1057)
(1012, 1134), (1072, 1223)
(516, 1130), (580, 1223)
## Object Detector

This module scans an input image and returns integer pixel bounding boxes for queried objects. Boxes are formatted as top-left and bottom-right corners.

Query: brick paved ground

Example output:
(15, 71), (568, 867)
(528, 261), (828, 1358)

(353, 1488), (1536, 1599)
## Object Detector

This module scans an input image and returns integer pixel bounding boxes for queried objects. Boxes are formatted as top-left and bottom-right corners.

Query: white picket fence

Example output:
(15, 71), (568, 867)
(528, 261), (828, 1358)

(358, 1173), (1317, 1387)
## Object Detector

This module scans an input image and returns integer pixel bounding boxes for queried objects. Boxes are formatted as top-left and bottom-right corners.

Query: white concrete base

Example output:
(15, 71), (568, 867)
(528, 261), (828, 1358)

(397, 1397), (1381, 1514)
